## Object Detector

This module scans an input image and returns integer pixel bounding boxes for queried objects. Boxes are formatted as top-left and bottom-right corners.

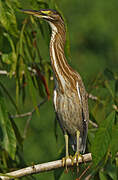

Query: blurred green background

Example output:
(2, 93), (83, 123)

(0, 0), (118, 180)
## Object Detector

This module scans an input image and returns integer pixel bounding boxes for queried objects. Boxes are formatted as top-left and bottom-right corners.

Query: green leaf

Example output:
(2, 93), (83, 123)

(105, 161), (117, 180)
(1, 53), (12, 64)
(91, 111), (115, 166)
(3, 33), (17, 76)
(3, 33), (15, 52)
(100, 111), (115, 134)
(0, 91), (16, 160)
(10, 117), (23, 147)
(105, 80), (115, 99)
(99, 171), (107, 180)
(54, 168), (64, 180)
(0, 0), (19, 37)
(92, 128), (110, 166)
(110, 124), (118, 160)
(0, 81), (19, 113)
(104, 68), (114, 80)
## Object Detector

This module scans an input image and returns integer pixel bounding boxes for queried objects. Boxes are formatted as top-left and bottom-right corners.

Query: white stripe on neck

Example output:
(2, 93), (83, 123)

(49, 22), (66, 89)
(49, 21), (58, 33)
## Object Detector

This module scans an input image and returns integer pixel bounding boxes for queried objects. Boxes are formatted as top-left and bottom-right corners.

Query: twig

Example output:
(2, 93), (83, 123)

(85, 174), (92, 180)
(77, 163), (92, 180)
(112, 104), (118, 112)
(0, 70), (10, 75)
(24, 98), (47, 137)
(11, 111), (32, 118)
(89, 120), (98, 128)
(11, 98), (47, 138)
(88, 93), (98, 101)
(23, 115), (33, 138)
(0, 153), (92, 180)
(11, 98), (47, 119)
(0, 67), (36, 76)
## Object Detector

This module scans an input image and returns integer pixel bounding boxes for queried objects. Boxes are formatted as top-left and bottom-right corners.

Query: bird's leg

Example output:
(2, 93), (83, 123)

(62, 134), (73, 170)
(73, 130), (83, 170)
(65, 133), (69, 157)
(76, 130), (81, 167)
(76, 130), (80, 155)
(62, 134), (69, 168)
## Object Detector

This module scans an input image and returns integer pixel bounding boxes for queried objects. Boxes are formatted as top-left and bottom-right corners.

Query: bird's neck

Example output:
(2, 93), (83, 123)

(49, 23), (76, 92)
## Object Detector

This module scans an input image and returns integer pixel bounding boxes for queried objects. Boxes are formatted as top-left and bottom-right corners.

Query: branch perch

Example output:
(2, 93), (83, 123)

(0, 153), (92, 180)
(88, 93), (98, 101)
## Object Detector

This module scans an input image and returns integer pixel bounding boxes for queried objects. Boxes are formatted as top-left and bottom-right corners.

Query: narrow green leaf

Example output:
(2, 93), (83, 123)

(0, 91), (16, 160)
(26, 71), (40, 115)
(0, 0), (19, 37)
(3, 33), (17, 76)
(23, 32), (34, 62)
(110, 124), (118, 160)
(0, 81), (19, 113)
(105, 162), (117, 180)
(108, 166), (117, 180)
(19, 18), (27, 55)
(9, 117), (23, 147)
(1, 53), (12, 64)
(3, 33), (15, 52)
(91, 111), (115, 166)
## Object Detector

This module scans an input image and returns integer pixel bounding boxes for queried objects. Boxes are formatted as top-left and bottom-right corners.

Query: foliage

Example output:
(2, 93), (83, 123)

(0, 0), (118, 180)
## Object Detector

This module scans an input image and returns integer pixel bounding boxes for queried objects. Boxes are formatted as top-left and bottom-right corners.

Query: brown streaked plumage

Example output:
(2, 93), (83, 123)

(21, 9), (89, 155)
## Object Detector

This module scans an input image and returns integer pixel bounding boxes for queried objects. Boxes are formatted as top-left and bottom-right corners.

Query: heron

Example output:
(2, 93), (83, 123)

(21, 9), (89, 166)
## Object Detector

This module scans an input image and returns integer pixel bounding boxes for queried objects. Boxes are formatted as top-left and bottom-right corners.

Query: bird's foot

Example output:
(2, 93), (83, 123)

(62, 155), (73, 172)
(72, 152), (84, 173)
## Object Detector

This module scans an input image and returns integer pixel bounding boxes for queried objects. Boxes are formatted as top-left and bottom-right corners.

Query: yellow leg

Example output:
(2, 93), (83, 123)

(65, 134), (69, 157)
(73, 130), (83, 169)
(76, 130), (80, 154)
(62, 133), (73, 170)
(62, 134), (69, 167)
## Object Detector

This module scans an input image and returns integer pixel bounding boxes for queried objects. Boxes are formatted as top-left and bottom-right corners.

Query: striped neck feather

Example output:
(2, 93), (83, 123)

(49, 22), (76, 92)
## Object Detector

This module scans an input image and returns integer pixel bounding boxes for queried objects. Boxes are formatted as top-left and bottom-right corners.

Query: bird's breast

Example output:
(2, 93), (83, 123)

(53, 88), (84, 136)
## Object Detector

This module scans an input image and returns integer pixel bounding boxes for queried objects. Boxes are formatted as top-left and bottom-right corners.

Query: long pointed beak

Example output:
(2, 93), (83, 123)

(20, 9), (43, 18)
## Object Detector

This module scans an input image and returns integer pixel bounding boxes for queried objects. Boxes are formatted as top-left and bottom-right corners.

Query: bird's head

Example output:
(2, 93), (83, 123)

(21, 9), (66, 41)
(21, 9), (64, 26)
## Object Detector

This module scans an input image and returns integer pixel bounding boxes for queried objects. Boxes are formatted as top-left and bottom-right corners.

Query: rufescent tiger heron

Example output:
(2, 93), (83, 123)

(21, 9), (89, 165)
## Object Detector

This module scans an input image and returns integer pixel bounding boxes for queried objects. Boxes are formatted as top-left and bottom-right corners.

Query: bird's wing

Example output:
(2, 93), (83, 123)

(76, 80), (89, 152)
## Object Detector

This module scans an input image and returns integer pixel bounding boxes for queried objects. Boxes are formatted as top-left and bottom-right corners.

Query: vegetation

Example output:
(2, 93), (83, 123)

(0, 0), (118, 179)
